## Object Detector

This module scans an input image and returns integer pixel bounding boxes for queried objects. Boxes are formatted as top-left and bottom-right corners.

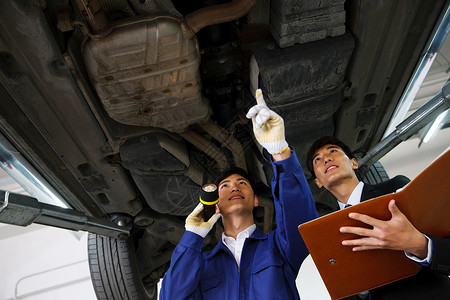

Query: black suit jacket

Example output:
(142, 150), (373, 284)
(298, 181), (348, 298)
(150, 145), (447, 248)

(343, 176), (450, 300)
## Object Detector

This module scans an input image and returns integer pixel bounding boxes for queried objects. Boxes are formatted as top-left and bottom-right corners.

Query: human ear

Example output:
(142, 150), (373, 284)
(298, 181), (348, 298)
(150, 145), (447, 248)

(217, 200), (222, 212)
(253, 195), (259, 207)
(314, 178), (323, 188)
(351, 158), (358, 170)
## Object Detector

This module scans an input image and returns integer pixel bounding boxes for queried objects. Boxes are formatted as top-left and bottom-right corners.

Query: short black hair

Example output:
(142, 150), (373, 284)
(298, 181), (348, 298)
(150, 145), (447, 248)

(214, 167), (256, 192)
(306, 136), (355, 178)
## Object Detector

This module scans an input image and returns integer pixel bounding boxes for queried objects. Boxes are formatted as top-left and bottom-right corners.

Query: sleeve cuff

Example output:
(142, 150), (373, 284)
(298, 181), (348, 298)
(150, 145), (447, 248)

(404, 234), (432, 266)
(178, 231), (205, 252)
(271, 148), (302, 177)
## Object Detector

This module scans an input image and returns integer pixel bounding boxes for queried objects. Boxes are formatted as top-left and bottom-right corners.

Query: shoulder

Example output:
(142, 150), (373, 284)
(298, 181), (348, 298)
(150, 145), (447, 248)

(391, 175), (410, 186)
(386, 175), (410, 190)
(369, 175), (410, 192)
(362, 175), (410, 200)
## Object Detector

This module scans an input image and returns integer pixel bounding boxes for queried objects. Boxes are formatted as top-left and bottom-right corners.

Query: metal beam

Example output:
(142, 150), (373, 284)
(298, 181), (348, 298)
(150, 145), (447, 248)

(359, 79), (450, 172)
(0, 190), (130, 239)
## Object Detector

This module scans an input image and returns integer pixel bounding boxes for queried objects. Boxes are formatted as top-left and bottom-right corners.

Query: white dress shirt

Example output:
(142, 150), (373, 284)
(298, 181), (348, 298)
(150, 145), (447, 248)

(338, 181), (364, 210)
(222, 224), (256, 268)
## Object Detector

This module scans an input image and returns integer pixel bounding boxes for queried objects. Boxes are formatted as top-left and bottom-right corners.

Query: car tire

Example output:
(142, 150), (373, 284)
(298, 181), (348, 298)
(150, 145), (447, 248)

(87, 233), (157, 300)
(359, 161), (389, 184)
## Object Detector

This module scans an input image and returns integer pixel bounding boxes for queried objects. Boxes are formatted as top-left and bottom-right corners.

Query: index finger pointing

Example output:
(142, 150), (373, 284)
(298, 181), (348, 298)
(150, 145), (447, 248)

(255, 89), (266, 106)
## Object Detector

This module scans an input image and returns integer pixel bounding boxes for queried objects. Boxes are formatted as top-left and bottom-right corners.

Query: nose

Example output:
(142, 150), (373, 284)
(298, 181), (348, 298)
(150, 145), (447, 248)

(324, 155), (332, 164)
(231, 184), (240, 192)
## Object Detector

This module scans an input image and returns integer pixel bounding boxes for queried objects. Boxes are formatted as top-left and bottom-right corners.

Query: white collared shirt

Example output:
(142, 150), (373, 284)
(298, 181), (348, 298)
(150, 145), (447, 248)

(338, 181), (364, 210)
(222, 224), (256, 268)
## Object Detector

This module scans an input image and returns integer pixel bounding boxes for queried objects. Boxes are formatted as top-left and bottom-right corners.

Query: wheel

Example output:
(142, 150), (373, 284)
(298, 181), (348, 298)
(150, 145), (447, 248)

(87, 233), (157, 300)
(358, 161), (389, 184)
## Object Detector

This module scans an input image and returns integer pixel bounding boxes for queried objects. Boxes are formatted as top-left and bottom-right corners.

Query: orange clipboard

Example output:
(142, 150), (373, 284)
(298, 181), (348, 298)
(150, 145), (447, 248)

(298, 148), (450, 299)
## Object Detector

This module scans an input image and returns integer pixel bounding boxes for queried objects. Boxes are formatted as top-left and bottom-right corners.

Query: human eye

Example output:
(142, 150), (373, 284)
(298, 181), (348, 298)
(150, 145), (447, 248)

(239, 181), (247, 185)
(314, 156), (321, 163)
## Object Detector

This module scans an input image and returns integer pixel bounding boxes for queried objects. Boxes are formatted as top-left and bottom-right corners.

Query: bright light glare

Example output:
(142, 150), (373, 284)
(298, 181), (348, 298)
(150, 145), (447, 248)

(423, 109), (449, 143)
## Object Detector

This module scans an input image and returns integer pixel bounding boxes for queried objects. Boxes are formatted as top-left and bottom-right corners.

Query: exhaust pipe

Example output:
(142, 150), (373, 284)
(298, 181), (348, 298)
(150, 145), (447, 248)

(185, 0), (257, 35)
(199, 119), (247, 170)
(74, 0), (109, 34)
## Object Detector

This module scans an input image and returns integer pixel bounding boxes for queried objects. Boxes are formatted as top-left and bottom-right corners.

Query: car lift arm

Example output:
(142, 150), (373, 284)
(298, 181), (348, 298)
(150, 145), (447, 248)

(0, 190), (130, 240)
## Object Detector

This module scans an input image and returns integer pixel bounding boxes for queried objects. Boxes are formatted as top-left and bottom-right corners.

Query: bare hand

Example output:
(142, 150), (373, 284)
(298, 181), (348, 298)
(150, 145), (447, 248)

(340, 200), (428, 259)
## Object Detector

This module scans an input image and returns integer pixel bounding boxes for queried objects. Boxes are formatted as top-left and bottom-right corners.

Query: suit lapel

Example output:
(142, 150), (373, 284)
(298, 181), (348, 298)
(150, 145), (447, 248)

(361, 183), (378, 202)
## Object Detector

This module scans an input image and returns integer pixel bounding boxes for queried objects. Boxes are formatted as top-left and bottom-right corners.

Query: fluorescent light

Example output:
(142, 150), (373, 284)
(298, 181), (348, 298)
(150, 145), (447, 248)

(422, 109), (449, 143)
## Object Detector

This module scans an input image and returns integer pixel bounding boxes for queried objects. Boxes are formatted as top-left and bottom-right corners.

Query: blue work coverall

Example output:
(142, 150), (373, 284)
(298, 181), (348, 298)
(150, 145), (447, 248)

(160, 149), (319, 299)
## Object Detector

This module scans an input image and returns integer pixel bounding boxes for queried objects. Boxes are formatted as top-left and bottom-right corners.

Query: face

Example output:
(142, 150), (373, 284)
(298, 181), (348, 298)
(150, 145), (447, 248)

(312, 144), (358, 190)
(217, 173), (258, 216)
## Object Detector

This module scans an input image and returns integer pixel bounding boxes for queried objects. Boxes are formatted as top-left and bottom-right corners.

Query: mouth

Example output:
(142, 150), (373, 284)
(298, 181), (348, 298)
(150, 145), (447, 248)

(325, 165), (338, 173)
(229, 195), (244, 200)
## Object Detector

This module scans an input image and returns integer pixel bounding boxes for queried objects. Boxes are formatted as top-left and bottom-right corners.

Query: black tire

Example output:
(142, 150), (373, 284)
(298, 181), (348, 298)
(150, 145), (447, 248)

(359, 161), (389, 184)
(87, 233), (157, 300)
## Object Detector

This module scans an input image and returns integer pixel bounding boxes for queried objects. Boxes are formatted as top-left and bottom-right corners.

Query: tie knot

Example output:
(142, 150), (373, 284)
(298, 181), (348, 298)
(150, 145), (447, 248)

(344, 204), (352, 208)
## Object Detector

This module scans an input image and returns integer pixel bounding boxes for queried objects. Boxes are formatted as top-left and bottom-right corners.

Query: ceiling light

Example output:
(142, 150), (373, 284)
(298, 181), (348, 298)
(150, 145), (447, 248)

(420, 109), (450, 144)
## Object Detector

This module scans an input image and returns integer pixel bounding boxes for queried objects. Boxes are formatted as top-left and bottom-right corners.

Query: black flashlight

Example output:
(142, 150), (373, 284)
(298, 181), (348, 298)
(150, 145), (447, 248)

(199, 183), (219, 221)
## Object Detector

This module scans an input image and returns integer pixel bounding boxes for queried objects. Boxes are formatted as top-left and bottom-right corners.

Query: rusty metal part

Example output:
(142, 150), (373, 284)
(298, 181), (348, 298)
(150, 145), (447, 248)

(184, 0), (257, 35)
(180, 129), (229, 171)
(82, 15), (209, 132)
(156, 133), (204, 185)
(199, 119), (247, 170)
(56, 8), (74, 32)
(74, 0), (108, 34)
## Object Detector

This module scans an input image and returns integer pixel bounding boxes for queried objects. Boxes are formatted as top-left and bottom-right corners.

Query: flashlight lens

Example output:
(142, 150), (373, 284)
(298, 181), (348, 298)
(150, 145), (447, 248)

(202, 183), (217, 192)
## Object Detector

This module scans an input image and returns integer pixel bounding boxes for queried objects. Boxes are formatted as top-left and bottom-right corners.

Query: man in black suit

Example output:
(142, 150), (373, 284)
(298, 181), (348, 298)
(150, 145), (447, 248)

(306, 136), (450, 299)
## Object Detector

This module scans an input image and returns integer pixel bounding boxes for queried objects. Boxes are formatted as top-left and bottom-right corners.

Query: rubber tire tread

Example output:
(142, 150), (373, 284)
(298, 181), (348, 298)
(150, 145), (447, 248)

(87, 233), (156, 300)
(361, 161), (389, 184)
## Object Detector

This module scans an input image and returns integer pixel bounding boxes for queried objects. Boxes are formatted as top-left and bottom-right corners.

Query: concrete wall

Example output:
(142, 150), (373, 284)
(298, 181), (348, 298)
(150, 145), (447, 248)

(380, 126), (450, 180)
(0, 224), (96, 300)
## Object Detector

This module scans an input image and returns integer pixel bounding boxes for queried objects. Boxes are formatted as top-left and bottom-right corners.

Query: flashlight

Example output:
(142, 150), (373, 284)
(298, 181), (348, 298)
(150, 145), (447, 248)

(199, 183), (219, 221)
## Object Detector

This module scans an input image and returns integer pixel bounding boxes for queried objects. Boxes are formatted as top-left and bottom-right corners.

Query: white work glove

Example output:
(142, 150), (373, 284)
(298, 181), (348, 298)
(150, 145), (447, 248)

(185, 203), (221, 238)
(246, 89), (289, 154)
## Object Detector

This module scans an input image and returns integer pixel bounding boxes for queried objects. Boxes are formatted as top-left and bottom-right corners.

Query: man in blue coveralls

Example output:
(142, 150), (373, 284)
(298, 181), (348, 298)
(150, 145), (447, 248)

(160, 89), (319, 300)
